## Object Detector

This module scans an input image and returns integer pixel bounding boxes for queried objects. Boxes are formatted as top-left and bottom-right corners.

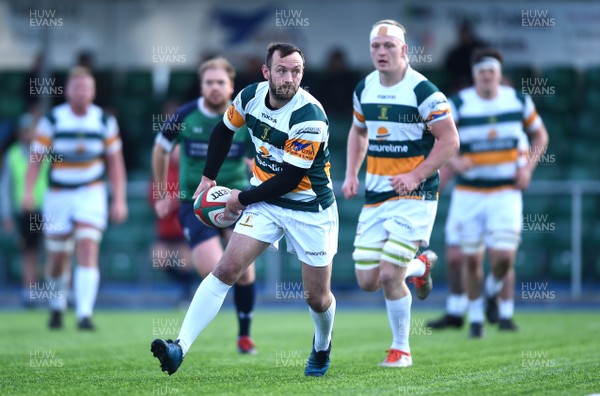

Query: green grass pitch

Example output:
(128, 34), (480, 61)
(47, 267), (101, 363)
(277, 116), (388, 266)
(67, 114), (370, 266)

(1, 309), (598, 395)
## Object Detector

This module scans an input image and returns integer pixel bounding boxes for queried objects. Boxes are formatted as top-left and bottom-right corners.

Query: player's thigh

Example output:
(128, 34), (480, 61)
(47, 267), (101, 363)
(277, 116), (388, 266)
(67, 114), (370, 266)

(214, 232), (270, 284)
(223, 224), (255, 283)
(452, 190), (486, 255)
(72, 184), (108, 233)
(43, 189), (74, 236)
(282, 203), (338, 268)
(484, 190), (522, 252)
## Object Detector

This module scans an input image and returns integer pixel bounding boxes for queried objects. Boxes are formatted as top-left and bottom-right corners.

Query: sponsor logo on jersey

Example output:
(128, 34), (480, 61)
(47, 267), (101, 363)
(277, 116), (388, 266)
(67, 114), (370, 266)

(299, 126), (321, 134)
(193, 127), (203, 134)
(261, 112), (277, 124)
(377, 94), (396, 100)
(377, 105), (390, 120)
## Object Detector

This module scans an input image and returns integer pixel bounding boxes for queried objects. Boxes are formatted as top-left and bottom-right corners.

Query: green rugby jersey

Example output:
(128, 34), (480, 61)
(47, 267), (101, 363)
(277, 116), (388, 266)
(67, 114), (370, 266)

(155, 97), (252, 201)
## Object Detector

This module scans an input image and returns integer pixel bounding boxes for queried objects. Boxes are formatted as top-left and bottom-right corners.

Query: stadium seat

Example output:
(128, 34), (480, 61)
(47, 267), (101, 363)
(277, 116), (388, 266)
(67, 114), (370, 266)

(0, 95), (26, 120)
(536, 67), (580, 113)
(167, 70), (197, 99)
(0, 71), (26, 94)
(123, 70), (153, 97)
(504, 66), (535, 89)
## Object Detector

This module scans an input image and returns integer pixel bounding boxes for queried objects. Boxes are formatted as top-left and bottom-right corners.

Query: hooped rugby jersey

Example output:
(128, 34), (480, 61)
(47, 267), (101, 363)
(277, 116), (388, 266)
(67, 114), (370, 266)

(224, 81), (334, 212)
(450, 86), (541, 191)
(31, 103), (121, 189)
(155, 97), (252, 201)
(353, 66), (451, 205)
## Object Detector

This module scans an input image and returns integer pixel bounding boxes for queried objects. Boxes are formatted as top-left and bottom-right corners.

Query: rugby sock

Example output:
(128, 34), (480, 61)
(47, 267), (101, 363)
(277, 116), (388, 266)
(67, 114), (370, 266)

(234, 282), (255, 337)
(309, 294), (336, 352)
(47, 275), (67, 312)
(177, 273), (231, 356)
(447, 293), (468, 316)
(74, 266), (99, 319)
(468, 297), (484, 324)
(405, 258), (426, 278)
(386, 293), (412, 353)
(484, 273), (504, 297)
(499, 298), (514, 319)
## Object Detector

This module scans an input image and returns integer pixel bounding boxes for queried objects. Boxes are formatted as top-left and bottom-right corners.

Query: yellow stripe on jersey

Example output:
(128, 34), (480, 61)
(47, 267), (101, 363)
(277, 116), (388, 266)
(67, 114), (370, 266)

(104, 134), (120, 147)
(524, 110), (538, 129)
(455, 185), (517, 193)
(35, 136), (51, 148)
(284, 139), (319, 162)
(462, 148), (519, 166)
(53, 158), (103, 169)
(354, 110), (365, 123)
(425, 108), (450, 122)
(293, 175), (312, 192)
(253, 162), (275, 182)
(367, 155), (424, 176)
(226, 105), (245, 128)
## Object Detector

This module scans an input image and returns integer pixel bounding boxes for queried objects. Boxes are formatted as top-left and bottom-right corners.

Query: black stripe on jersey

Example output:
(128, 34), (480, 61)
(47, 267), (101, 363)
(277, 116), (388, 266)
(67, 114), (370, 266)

(241, 83), (260, 110)
(48, 174), (104, 189)
(457, 111), (522, 127)
(361, 103), (423, 123)
(54, 131), (104, 140)
(413, 80), (440, 106)
(288, 103), (328, 130)
(246, 114), (288, 149)
(367, 139), (424, 158)
(460, 137), (519, 154)
(456, 176), (516, 188)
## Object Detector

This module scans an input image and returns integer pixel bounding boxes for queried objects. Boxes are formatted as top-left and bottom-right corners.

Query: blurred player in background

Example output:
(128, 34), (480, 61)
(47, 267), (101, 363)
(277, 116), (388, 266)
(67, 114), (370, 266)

(152, 57), (258, 354)
(151, 42), (338, 377)
(1, 109), (48, 307)
(148, 142), (195, 306)
(23, 66), (128, 330)
(428, 48), (548, 338)
(342, 20), (458, 367)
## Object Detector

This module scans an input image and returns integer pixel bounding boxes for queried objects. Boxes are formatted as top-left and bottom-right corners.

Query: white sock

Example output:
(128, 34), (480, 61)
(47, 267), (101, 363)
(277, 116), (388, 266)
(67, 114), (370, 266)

(447, 293), (468, 316)
(485, 273), (503, 296)
(499, 298), (514, 319)
(74, 267), (100, 319)
(177, 273), (231, 356)
(47, 276), (67, 312)
(309, 294), (336, 351)
(468, 297), (484, 324)
(405, 258), (425, 278)
(386, 294), (412, 353)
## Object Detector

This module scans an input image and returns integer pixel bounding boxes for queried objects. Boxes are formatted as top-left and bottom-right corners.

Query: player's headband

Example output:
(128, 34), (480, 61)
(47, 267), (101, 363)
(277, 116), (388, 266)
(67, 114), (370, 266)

(472, 57), (502, 74)
(370, 23), (405, 43)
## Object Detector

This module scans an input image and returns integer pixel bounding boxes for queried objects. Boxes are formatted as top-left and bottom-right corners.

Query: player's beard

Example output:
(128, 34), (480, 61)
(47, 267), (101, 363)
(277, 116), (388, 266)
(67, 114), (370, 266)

(204, 92), (228, 112)
(269, 79), (298, 102)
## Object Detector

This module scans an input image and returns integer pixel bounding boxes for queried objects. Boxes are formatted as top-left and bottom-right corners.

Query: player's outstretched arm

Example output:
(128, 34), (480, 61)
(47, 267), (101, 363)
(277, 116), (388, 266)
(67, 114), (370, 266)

(342, 124), (368, 199)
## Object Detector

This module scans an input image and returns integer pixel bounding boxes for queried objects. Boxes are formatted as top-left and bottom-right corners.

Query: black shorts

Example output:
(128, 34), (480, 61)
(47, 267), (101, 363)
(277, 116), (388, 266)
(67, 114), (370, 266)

(17, 211), (43, 249)
(178, 202), (223, 248)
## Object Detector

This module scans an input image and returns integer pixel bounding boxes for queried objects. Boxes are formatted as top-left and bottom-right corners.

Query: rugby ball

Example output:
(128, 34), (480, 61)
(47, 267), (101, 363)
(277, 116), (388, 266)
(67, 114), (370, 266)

(193, 186), (239, 228)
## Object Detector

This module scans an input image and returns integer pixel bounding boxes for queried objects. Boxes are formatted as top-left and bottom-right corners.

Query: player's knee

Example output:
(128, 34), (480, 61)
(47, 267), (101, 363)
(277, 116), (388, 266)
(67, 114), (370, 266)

(306, 292), (329, 313)
(356, 274), (380, 292)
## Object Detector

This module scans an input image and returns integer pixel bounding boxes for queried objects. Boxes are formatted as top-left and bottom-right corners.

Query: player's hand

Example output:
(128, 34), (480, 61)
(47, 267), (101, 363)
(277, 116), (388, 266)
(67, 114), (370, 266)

(193, 176), (216, 199)
(450, 156), (473, 174)
(515, 167), (533, 190)
(110, 198), (128, 224)
(154, 198), (172, 219)
(342, 176), (359, 199)
(224, 189), (245, 221)
(389, 172), (422, 196)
